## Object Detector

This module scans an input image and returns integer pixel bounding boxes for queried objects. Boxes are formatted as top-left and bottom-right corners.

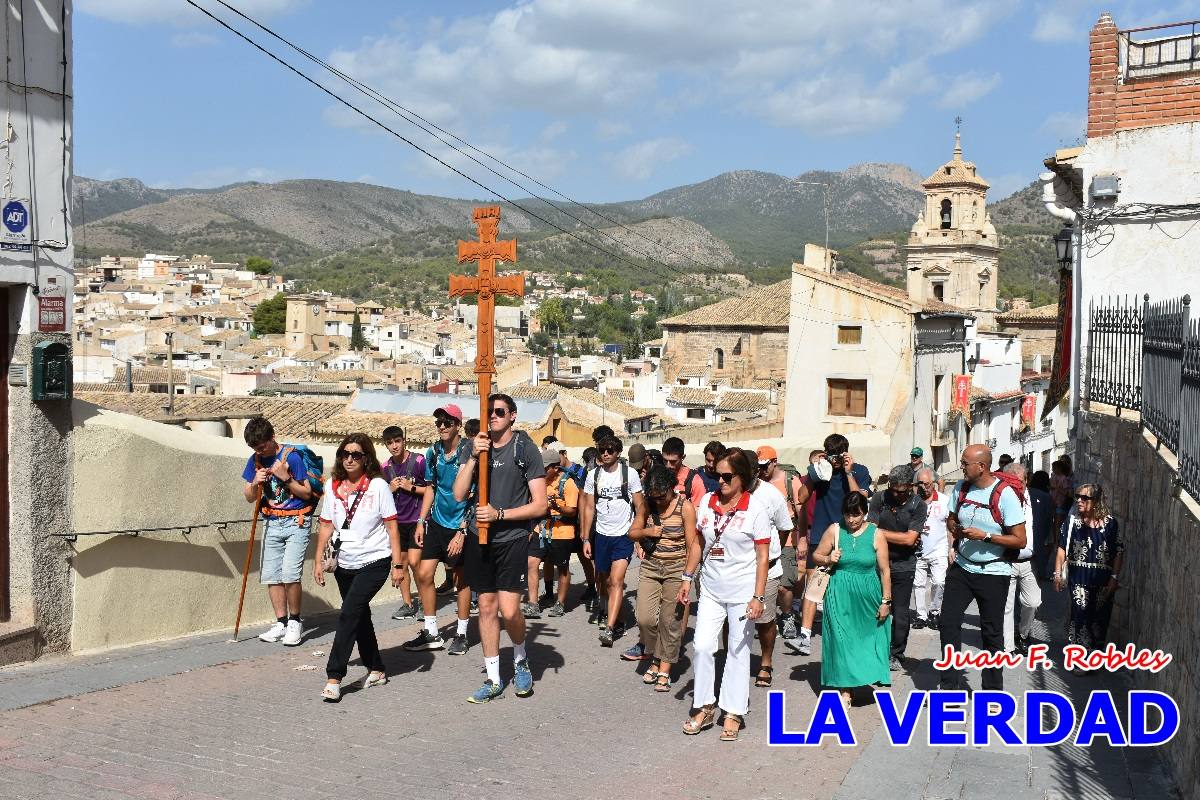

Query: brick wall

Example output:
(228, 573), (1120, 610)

(1089, 12), (1200, 138)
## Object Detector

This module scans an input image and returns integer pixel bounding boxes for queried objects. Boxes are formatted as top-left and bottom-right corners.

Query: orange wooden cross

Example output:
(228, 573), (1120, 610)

(450, 206), (524, 543)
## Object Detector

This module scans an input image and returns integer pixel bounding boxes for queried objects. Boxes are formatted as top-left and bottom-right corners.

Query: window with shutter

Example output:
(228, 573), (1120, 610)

(827, 379), (868, 417)
(836, 325), (862, 345)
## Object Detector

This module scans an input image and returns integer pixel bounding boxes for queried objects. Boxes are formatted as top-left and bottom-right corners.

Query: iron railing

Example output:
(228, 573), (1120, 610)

(1087, 293), (1200, 500)
(1119, 20), (1200, 80)
(1142, 295), (1189, 452)
(1086, 295), (1143, 413)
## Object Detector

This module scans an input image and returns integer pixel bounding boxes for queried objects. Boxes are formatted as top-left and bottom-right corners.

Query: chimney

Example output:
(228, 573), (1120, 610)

(1010, 297), (1031, 312)
(1088, 12), (1119, 139)
(802, 243), (836, 274)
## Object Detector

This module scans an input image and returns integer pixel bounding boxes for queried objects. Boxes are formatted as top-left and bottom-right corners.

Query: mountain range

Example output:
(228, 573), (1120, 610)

(73, 163), (1061, 305)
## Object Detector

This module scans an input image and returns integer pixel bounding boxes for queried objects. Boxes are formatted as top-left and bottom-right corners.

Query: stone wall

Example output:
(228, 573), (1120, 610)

(1074, 409), (1199, 798)
(660, 328), (787, 387)
(70, 403), (413, 652)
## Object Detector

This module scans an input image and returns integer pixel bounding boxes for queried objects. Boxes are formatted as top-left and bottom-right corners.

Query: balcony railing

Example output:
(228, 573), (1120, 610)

(1119, 20), (1200, 80)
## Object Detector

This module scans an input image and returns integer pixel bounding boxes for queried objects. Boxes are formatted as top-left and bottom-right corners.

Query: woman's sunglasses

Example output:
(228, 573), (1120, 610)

(1075, 493), (1095, 501)
(339, 451), (366, 462)
(717, 472), (736, 484)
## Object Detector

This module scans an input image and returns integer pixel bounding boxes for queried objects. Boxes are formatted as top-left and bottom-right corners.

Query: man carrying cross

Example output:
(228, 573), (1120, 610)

(448, 207), (547, 703)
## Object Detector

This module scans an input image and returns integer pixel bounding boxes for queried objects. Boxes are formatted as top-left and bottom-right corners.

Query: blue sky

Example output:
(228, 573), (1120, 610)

(74, 1), (1200, 203)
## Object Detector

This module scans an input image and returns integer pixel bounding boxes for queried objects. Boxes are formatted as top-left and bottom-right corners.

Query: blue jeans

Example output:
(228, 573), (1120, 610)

(260, 515), (314, 584)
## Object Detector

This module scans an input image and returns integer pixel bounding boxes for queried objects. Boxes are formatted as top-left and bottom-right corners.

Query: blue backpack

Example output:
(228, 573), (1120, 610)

(278, 444), (324, 503)
(564, 462), (587, 492)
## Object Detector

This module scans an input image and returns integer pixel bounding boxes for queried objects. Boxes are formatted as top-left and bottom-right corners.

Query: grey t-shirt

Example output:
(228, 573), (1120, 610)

(868, 491), (928, 572)
(472, 432), (546, 544)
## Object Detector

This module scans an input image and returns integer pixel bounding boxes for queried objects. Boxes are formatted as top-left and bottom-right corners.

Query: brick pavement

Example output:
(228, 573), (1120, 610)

(0, 568), (868, 800)
(0, 563), (1181, 800)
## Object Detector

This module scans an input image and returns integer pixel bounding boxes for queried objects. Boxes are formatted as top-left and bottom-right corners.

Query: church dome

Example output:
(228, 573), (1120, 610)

(921, 132), (990, 191)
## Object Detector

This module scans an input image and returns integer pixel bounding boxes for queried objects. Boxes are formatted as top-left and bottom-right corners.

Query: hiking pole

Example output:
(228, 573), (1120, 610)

(231, 488), (263, 642)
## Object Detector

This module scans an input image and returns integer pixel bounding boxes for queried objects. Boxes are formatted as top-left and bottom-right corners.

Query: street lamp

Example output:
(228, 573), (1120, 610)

(1053, 224), (1074, 267)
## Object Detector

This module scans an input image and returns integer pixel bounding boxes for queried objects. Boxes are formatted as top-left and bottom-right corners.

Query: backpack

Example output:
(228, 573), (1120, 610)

(777, 462), (800, 517)
(276, 444), (324, 502)
(382, 452), (421, 485)
(954, 472), (1025, 562)
(679, 467), (700, 501)
(554, 472), (578, 521)
(591, 462), (631, 504)
(565, 462), (587, 492)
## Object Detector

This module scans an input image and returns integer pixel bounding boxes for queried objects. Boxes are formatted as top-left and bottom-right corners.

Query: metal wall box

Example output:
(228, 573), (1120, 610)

(32, 341), (71, 400)
(1091, 175), (1121, 200)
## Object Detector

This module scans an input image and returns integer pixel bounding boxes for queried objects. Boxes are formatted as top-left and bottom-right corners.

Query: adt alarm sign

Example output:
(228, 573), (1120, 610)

(2, 198), (31, 248)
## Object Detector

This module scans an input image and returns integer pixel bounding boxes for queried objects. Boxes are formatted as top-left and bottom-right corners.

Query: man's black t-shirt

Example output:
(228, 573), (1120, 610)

(867, 491), (928, 572)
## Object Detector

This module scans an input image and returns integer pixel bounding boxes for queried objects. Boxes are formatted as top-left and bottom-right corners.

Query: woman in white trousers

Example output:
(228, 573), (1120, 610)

(679, 448), (770, 742)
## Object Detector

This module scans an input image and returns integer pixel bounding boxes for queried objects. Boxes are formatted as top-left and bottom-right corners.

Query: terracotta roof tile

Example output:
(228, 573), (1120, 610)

(76, 393), (347, 440)
(668, 386), (717, 406)
(715, 390), (769, 413)
(661, 280), (791, 329)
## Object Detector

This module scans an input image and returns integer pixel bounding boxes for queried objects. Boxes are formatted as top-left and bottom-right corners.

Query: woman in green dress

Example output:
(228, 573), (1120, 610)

(812, 492), (892, 707)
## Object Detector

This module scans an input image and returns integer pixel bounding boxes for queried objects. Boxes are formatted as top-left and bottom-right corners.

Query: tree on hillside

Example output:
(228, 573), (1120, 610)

(253, 293), (287, 335)
(350, 309), (367, 351)
(537, 298), (567, 339)
(246, 256), (273, 275)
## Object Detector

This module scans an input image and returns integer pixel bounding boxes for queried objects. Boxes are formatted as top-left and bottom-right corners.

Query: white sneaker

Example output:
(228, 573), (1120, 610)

(282, 619), (303, 646)
(258, 621), (286, 643)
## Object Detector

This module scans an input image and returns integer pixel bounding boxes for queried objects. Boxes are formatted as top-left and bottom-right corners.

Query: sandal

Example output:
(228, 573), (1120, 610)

(755, 666), (773, 688)
(642, 670), (661, 685)
(654, 672), (672, 692)
(682, 704), (716, 735)
(321, 682), (342, 703)
(720, 713), (743, 742)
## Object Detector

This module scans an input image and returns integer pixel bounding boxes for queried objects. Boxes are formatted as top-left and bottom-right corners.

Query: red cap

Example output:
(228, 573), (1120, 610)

(434, 403), (463, 422)
(756, 445), (778, 464)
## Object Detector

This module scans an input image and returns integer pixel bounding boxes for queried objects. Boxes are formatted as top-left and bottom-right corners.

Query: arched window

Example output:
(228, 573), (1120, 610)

(713, 348), (725, 369)
(940, 199), (952, 229)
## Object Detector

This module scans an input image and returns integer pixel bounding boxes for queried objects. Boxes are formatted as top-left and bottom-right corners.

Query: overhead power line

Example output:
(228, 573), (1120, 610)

(184, 0), (710, 288)
(210, 0), (716, 277)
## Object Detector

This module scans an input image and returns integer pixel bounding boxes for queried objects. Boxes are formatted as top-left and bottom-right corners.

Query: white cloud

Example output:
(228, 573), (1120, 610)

(937, 71), (1002, 108)
(610, 137), (693, 180)
(1040, 111), (1086, 142)
(595, 120), (632, 141)
(78, 0), (306, 26)
(325, 0), (1017, 138)
(1032, 9), (1077, 42)
(539, 121), (569, 143)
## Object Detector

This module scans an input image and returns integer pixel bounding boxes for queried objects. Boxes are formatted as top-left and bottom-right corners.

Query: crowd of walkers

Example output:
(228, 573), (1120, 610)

(241, 409), (1122, 735)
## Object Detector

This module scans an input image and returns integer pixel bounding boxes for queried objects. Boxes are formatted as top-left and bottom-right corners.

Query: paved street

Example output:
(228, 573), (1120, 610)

(0, 563), (1180, 800)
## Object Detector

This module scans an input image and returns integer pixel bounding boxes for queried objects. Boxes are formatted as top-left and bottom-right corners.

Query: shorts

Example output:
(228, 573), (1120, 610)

(421, 520), (465, 568)
(780, 545), (799, 586)
(259, 514), (313, 584)
(465, 534), (529, 594)
(593, 534), (634, 573)
(397, 521), (418, 552)
(547, 539), (574, 569)
(529, 532), (547, 559)
(757, 576), (780, 624)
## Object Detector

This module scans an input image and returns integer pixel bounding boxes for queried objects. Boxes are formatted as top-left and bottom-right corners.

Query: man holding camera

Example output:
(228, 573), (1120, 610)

(788, 434), (871, 656)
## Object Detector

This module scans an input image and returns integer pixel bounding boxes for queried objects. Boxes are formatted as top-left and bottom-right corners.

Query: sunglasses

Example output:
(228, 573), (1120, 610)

(717, 472), (737, 484)
(489, 407), (510, 418)
(339, 450), (365, 462)
(599, 446), (620, 455)
(434, 418), (458, 429)
(1075, 494), (1095, 501)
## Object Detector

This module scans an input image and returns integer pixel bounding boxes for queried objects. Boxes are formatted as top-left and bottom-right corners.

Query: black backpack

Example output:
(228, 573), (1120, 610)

(590, 461), (631, 534)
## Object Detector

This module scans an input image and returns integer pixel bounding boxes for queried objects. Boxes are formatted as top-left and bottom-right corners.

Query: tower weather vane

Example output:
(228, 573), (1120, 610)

(449, 206), (524, 544)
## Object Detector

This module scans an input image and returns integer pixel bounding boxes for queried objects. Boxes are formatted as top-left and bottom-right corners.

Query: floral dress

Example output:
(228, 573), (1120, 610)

(1058, 515), (1123, 647)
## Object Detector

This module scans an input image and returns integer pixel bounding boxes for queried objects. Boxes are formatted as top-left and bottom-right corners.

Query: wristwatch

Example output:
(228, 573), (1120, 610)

(983, 530), (994, 542)
(753, 594), (766, 603)
(883, 598), (893, 606)
(391, 563), (404, 570)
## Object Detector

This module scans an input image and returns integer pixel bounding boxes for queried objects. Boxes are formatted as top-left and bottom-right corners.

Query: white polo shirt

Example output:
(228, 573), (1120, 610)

(320, 477), (397, 569)
(696, 490), (773, 603)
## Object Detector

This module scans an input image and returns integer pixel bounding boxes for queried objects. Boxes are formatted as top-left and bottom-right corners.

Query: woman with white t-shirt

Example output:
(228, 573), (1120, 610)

(678, 448), (770, 742)
(313, 433), (403, 702)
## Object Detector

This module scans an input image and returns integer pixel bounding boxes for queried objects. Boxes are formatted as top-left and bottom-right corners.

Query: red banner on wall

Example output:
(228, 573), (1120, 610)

(1021, 394), (1037, 428)
(951, 374), (972, 415)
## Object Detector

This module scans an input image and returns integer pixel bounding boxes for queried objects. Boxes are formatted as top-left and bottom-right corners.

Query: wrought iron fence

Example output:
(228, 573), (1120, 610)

(1087, 293), (1200, 500)
(1142, 295), (1189, 451)
(1086, 295), (1143, 413)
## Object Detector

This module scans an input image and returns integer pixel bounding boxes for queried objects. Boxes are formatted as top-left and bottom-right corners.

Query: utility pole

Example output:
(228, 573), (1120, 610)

(794, 179), (831, 266)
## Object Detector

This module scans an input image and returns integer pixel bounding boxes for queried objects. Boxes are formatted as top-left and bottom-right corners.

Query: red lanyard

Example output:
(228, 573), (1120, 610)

(707, 491), (749, 542)
(335, 476), (369, 528)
